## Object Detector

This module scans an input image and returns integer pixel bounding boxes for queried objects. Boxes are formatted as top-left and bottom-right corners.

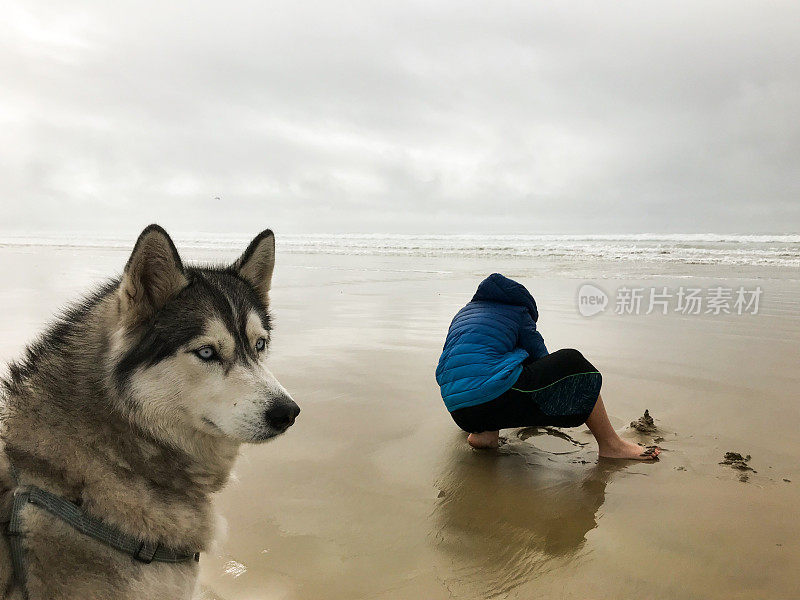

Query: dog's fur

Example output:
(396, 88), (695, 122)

(0, 225), (299, 599)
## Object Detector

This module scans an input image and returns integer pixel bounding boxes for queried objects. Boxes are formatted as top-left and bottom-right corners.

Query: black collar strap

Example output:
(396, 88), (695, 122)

(5, 484), (199, 598)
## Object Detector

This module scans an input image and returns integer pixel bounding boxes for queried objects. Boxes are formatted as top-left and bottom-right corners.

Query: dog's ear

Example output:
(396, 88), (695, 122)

(232, 229), (275, 304)
(119, 225), (187, 325)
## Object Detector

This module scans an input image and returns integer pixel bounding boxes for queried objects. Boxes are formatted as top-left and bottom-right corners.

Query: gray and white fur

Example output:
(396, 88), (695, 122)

(0, 225), (299, 599)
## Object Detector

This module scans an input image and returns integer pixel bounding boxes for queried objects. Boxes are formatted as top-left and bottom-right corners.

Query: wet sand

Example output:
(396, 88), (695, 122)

(1, 246), (799, 599)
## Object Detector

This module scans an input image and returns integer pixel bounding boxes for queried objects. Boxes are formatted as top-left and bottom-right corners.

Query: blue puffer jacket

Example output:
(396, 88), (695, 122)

(436, 273), (548, 412)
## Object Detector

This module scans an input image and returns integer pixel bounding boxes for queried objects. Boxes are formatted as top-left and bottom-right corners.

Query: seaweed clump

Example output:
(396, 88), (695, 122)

(720, 452), (756, 473)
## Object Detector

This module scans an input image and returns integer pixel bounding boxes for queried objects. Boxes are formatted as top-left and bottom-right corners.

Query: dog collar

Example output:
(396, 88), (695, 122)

(3, 459), (199, 599)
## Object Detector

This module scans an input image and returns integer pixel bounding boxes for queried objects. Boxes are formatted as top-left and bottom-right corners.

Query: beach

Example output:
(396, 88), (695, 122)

(1, 238), (799, 600)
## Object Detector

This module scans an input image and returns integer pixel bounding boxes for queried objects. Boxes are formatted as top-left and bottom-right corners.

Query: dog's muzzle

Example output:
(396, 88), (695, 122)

(264, 397), (300, 431)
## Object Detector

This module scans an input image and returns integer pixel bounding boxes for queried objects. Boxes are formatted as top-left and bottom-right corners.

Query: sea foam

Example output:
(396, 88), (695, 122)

(0, 232), (798, 267)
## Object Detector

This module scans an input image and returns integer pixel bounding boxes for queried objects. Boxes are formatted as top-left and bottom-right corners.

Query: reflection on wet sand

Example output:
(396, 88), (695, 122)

(432, 430), (627, 598)
(3, 248), (800, 599)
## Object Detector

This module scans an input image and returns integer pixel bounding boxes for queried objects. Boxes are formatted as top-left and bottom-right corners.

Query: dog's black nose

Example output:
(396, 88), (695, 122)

(265, 399), (300, 430)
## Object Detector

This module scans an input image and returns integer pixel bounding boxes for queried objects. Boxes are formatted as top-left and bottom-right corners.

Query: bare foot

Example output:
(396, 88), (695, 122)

(467, 431), (500, 449)
(599, 439), (661, 460)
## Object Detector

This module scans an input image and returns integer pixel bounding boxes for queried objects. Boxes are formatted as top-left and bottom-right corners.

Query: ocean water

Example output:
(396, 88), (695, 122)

(0, 232), (798, 268)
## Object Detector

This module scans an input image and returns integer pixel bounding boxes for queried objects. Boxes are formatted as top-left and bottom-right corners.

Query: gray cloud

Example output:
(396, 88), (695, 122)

(2, 0), (799, 234)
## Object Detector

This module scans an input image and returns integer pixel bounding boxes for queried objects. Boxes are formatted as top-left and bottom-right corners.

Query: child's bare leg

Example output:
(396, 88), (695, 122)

(586, 395), (660, 460)
(467, 430), (500, 449)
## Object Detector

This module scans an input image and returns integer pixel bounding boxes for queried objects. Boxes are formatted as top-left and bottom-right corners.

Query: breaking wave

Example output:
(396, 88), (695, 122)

(1, 232), (798, 267)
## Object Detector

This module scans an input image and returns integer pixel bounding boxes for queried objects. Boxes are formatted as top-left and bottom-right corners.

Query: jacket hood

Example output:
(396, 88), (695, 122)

(471, 273), (538, 320)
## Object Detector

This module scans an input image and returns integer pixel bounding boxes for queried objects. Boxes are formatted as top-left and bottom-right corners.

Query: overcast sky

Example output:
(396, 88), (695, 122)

(2, 0), (799, 235)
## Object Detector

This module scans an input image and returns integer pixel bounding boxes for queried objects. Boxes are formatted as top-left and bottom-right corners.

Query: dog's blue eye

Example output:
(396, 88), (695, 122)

(255, 337), (266, 352)
(195, 346), (217, 361)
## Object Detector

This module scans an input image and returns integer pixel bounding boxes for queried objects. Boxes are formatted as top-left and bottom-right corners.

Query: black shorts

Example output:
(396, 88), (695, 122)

(450, 349), (602, 433)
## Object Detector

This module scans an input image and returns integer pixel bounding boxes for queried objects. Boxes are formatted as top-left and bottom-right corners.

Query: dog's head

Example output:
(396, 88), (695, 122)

(111, 224), (299, 444)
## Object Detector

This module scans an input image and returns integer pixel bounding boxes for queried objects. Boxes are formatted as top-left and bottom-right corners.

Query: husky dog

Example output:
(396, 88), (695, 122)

(0, 225), (299, 599)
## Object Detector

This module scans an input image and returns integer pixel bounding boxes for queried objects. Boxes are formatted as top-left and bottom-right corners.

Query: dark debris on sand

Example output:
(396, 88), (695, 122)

(720, 452), (756, 473)
(517, 426), (587, 447)
(630, 409), (657, 433)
